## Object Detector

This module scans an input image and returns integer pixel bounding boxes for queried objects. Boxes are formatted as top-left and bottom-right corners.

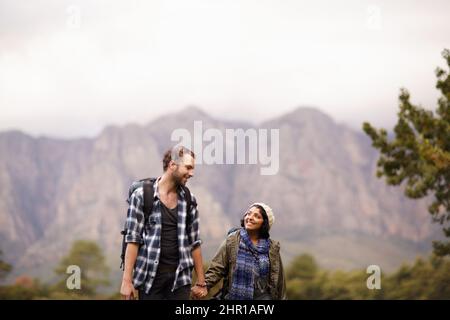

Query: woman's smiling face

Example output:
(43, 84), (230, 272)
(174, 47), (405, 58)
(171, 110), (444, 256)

(244, 206), (264, 232)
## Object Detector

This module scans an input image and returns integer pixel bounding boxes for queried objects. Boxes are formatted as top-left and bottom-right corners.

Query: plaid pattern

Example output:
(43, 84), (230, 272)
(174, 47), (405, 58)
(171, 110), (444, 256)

(228, 228), (270, 300)
(124, 177), (202, 293)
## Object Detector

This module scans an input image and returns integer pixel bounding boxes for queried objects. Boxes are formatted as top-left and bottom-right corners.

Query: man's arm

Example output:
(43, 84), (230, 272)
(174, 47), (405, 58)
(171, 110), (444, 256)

(186, 193), (207, 298)
(120, 189), (145, 300)
(120, 243), (139, 300)
(192, 245), (205, 284)
(191, 245), (207, 298)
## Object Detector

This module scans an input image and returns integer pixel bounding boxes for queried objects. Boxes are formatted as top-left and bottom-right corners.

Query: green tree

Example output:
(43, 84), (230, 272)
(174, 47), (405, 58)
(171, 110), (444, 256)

(0, 252), (51, 300)
(363, 49), (450, 256)
(0, 276), (51, 300)
(53, 240), (110, 298)
(286, 253), (319, 280)
(285, 253), (450, 299)
(0, 250), (12, 281)
(383, 255), (450, 300)
(285, 254), (326, 299)
(321, 269), (383, 300)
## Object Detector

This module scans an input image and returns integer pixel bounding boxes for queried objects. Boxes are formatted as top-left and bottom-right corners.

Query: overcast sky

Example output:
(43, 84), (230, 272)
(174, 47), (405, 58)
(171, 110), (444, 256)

(1, 0), (449, 138)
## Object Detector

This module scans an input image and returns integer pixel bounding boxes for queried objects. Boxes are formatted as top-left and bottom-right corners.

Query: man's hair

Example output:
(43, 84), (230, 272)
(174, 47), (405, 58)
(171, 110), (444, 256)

(240, 205), (271, 239)
(163, 146), (196, 171)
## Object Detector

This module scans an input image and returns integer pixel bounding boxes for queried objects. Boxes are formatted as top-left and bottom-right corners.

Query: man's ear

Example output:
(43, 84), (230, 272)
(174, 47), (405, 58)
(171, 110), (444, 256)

(168, 160), (177, 171)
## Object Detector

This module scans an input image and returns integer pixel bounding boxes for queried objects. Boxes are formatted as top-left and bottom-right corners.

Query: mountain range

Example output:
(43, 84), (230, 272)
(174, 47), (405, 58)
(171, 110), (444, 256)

(0, 106), (440, 286)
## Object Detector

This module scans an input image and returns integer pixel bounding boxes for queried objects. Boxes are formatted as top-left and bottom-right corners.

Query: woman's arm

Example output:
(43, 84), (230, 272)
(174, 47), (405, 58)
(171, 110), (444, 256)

(205, 238), (229, 289)
(277, 254), (288, 300)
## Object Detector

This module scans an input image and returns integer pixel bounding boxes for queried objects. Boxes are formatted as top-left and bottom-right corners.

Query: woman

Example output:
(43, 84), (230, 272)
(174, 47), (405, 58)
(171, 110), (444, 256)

(199, 202), (286, 300)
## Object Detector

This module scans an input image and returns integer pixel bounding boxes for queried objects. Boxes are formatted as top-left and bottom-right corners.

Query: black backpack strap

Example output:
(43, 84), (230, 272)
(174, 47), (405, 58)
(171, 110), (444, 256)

(142, 178), (156, 225)
(227, 227), (241, 236)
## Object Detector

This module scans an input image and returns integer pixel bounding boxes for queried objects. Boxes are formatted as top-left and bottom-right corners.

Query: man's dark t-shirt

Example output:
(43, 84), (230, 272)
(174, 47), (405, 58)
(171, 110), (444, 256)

(159, 203), (179, 267)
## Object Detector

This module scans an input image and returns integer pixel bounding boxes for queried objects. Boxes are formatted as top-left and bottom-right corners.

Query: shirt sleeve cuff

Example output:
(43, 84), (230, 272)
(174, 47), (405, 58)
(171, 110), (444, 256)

(191, 239), (202, 250)
(125, 233), (143, 244)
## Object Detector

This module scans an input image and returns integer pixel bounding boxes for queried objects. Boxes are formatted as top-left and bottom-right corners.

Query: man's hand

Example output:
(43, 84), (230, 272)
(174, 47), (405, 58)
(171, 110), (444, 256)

(121, 243), (139, 300)
(120, 279), (136, 300)
(191, 285), (208, 299)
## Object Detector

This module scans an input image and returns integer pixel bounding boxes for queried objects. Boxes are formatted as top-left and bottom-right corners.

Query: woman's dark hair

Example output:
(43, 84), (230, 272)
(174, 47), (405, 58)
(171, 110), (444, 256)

(240, 205), (270, 239)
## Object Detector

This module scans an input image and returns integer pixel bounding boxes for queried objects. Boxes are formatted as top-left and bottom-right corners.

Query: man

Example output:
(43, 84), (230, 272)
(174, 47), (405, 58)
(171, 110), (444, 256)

(120, 146), (207, 300)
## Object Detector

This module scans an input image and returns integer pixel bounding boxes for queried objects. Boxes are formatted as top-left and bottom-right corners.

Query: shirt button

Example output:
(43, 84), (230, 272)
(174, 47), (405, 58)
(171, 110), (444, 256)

(155, 261), (158, 264)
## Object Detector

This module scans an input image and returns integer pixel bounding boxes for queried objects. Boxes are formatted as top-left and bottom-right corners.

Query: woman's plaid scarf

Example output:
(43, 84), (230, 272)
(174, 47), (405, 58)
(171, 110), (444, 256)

(228, 228), (270, 300)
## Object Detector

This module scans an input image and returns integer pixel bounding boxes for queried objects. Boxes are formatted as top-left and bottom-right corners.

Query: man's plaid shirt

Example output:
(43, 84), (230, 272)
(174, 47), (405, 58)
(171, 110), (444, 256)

(124, 178), (202, 293)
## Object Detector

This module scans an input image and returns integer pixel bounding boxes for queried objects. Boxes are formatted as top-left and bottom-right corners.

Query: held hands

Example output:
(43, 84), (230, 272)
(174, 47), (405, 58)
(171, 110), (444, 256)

(191, 284), (208, 299)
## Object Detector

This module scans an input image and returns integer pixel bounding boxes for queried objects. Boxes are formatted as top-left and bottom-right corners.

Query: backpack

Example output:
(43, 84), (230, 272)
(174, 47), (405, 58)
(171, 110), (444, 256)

(120, 177), (193, 270)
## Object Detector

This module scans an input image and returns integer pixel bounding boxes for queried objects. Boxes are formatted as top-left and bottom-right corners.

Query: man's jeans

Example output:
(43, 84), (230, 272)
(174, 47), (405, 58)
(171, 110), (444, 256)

(138, 266), (190, 300)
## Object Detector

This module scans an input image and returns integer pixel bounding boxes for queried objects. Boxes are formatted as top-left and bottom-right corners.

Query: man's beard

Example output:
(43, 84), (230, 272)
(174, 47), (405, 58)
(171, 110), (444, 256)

(173, 171), (186, 186)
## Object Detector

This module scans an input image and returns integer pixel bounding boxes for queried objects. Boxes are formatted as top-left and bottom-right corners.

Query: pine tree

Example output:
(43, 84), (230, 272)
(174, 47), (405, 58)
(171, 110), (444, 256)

(54, 240), (110, 298)
(0, 250), (12, 281)
(363, 49), (450, 256)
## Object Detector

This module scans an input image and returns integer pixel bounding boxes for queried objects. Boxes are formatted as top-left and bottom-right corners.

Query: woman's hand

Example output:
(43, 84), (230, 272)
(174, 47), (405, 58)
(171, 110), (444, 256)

(191, 285), (208, 299)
